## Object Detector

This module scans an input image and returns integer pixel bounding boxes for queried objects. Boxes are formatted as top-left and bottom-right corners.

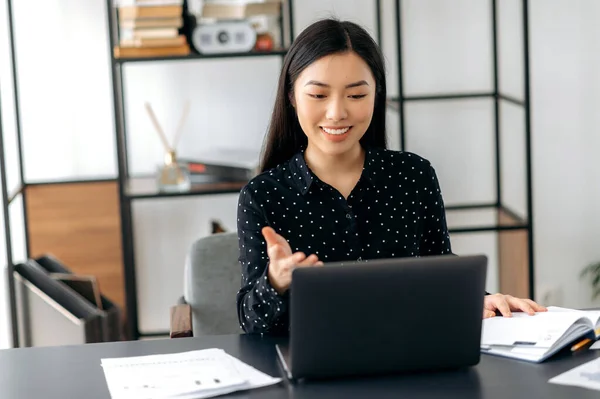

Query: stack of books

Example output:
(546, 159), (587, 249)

(113, 0), (190, 59)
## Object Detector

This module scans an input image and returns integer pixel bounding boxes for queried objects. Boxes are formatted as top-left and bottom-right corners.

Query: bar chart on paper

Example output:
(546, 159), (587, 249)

(549, 357), (600, 391)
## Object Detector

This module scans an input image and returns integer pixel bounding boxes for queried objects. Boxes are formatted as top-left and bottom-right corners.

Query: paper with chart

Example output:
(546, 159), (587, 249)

(101, 348), (281, 399)
(549, 357), (600, 391)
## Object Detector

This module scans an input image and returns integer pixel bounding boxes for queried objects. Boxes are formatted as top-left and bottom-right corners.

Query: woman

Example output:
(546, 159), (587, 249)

(236, 18), (545, 334)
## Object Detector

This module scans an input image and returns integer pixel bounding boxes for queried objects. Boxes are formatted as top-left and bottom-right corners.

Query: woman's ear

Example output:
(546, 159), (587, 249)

(288, 92), (296, 108)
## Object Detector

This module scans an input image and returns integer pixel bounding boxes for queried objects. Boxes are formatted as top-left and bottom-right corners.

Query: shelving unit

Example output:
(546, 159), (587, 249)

(0, 84), (19, 348)
(105, 0), (296, 340)
(1, 0), (534, 346)
(389, 0), (534, 298)
(1, 0), (28, 348)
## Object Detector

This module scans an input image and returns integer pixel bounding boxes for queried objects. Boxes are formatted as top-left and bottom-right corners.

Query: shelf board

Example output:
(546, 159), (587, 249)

(386, 93), (495, 110)
(386, 93), (525, 109)
(114, 48), (288, 64)
(25, 177), (117, 186)
(125, 179), (528, 233)
(446, 205), (529, 233)
(125, 176), (246, 200)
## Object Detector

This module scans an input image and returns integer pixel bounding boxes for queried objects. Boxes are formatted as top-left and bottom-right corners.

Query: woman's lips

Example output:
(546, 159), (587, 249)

(320, 126), (352, 142)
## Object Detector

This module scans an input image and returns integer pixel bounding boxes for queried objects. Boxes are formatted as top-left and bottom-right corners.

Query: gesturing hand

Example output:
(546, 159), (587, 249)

(262, 226), (323, 295)
(483, 293), (547, 318)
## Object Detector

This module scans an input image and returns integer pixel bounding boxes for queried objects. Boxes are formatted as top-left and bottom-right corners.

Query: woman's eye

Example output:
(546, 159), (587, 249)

(308, 94), (326, 99)
(349, 94), (367, 99)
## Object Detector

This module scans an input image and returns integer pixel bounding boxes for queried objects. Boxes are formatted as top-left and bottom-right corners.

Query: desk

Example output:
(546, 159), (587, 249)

(0, 334), (598, 398)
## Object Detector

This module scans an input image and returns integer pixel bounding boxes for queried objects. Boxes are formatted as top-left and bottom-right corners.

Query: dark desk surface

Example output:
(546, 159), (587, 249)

(0, 334), (598, 398)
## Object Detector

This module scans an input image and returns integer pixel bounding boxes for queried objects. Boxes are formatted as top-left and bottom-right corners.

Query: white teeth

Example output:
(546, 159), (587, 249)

(321, 127), (350, 135)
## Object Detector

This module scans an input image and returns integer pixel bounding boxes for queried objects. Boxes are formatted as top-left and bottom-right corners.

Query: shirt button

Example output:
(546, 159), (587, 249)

(346, 213), (352, 219)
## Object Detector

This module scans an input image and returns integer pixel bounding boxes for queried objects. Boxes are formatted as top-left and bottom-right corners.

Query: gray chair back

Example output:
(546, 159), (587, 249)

(183, 232), (241, 335)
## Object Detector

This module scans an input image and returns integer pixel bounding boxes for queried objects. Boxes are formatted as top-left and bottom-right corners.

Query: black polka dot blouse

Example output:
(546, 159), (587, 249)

(236, 147), (452, 334)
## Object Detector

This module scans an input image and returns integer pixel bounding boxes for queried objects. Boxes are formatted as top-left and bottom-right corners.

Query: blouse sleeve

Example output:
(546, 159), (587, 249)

(235, 186), (289, 334)
(420, 164), (453, 256)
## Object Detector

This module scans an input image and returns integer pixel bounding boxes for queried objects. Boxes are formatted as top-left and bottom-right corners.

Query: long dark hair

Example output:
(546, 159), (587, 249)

(260, 18), (387, 172)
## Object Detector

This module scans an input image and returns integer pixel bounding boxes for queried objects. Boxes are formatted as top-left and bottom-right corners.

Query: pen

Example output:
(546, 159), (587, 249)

(570, 338), (592, 352)
(569, 327), (600, 352)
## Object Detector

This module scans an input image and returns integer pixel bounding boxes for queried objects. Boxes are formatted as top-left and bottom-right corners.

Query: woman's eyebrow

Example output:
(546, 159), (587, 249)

(304, 80), (369, 88)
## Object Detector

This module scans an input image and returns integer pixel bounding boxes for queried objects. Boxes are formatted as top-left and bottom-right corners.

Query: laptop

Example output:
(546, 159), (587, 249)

(275, 254), (487, 380)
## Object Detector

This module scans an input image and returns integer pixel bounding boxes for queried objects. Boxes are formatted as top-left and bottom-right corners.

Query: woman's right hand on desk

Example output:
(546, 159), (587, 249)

(262, 226), (323, 295)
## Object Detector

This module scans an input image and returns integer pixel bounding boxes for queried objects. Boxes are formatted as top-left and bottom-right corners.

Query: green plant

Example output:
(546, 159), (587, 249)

(580, 261), (600, 300)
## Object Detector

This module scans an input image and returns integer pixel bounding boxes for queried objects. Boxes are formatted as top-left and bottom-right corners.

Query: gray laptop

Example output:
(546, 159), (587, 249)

(276, 254), (487, 380)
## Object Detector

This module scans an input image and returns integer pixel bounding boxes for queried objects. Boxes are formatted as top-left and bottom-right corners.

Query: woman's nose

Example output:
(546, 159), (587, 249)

(326, 98), (348, 122)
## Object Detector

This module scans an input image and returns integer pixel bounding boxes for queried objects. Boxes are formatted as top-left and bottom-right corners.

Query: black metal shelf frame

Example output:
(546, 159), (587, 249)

(1, 0), (31, 348)
(391, 0), (534, 297)
(105, 0), (297, 340)
(115, 49), (289, 64)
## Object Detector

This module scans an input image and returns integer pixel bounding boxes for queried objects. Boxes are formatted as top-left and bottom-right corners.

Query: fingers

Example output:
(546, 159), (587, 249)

(295, 254), (320, 267)
(508, 296), (535, 315)
(267, 243), (296, 261)
(493, 295), (512, 317)
(483, 309), (496, 319)
(485, 294), (546, 318)
(524, 299), (547, 312)
(293, 254), (324, 268)
(262, 226), (286, 247)
(286, 252), (307, 267)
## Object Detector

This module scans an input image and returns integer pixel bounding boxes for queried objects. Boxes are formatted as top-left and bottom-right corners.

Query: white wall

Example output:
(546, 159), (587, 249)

(530, 0), (600, 307)
(11, 0), (116, 182)
(1, 0), (599, 337)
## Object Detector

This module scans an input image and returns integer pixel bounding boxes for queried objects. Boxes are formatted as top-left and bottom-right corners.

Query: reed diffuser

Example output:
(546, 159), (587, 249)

(145, 101), (191, 192)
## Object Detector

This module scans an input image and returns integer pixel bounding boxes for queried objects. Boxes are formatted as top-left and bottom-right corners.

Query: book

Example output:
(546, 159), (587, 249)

(179, 158), (255, 183)
(481, 306), (600, 363)
(120, 27), (180, 40)
(119, 16), (183, 29)
(34, 255), (124, 342)
(116, 0), (183, 6)
(200, 1), (281, 20)
(114, 43), (190, 58)
(50, 273), (103, 311)
(120, 34), (186, 48)
(118, 5), (183, 20)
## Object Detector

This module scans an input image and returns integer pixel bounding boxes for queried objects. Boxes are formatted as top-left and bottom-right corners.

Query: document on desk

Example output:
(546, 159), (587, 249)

(101, 348), (281, 399)
(481, 307), (600, 363)
(549, 357), (600, 391)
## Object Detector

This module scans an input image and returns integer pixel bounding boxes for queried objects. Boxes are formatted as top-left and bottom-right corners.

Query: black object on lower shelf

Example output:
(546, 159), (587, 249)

(13, 255), (123, 347)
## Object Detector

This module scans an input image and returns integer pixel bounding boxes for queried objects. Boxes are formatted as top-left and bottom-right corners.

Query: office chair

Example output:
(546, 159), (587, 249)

(170, 232), (242, 338)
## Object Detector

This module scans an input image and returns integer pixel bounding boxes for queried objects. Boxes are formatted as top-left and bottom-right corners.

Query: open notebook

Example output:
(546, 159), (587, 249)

(481, 306), (600, 363)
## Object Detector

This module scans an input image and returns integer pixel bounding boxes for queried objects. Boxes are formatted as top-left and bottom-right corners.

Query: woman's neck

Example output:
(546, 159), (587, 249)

(304, 144), (365, 182)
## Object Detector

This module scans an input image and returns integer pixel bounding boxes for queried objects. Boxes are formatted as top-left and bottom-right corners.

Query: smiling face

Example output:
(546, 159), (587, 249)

(291, 51), (376, 158)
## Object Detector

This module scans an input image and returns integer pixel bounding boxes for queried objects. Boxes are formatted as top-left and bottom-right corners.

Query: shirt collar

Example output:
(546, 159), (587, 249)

(288, 147), (378, 196)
